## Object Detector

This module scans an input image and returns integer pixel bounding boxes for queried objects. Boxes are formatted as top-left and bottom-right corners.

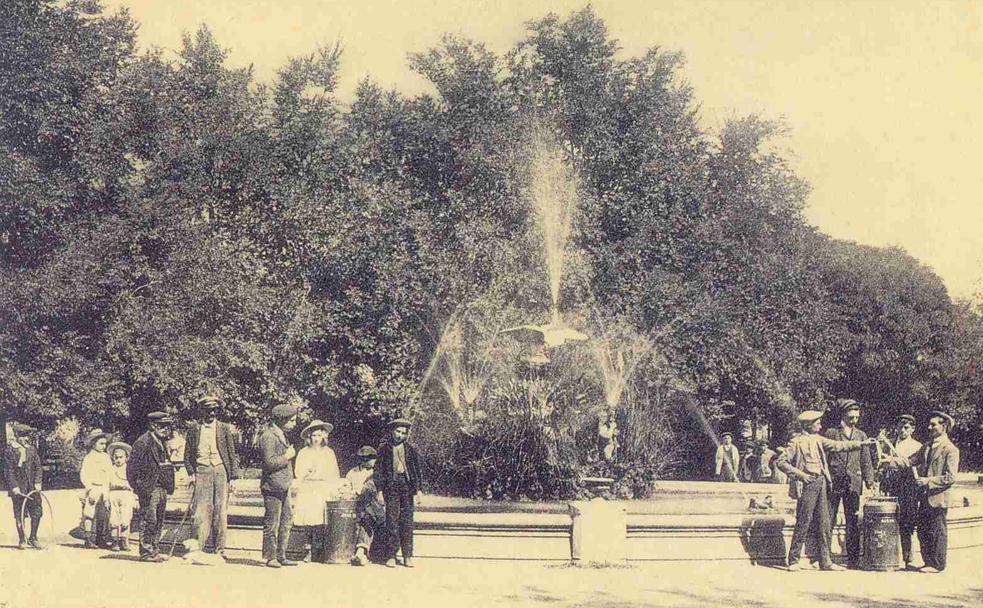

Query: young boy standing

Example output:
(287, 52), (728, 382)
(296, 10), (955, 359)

(375, 419), (422, 568)
(3, 423), (44, 550)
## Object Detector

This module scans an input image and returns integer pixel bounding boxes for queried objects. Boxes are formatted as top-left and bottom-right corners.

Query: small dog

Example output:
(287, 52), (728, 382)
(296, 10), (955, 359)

(177, 539), (225, 566)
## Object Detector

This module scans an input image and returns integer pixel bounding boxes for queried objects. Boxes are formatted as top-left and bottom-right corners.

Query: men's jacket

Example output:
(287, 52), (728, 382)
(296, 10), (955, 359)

(183, 421), (241, 480)
(904, 436), (960, 508)
(824, 427), (874, 494)
(258, 424), (293, 495)
(3, 445), (42, 497)
(374, 442), (422, 496)
(127, 431), (175, 496)
(775, 433), (863, 499)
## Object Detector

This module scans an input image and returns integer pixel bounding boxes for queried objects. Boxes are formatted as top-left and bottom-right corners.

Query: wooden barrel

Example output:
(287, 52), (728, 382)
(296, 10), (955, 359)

(861, 496), (901, 571)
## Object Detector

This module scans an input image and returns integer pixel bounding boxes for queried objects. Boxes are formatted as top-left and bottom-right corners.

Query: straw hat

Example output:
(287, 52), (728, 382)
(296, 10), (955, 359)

(300, 419), (333, 439)
(85, 429), (111, 448)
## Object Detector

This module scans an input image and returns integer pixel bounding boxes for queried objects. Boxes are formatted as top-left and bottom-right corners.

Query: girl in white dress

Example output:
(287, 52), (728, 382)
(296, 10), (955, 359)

(79, 429), (113, 548)
(292, 420), (341, 559)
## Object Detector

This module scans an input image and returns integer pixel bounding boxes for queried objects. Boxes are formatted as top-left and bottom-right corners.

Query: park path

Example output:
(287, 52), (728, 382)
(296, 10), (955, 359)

(1, 542), (981, 608)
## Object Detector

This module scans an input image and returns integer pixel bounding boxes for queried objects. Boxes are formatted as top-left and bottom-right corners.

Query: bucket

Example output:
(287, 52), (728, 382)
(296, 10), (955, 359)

(861, 496), (901, 571)
(321, 499), (358, 564)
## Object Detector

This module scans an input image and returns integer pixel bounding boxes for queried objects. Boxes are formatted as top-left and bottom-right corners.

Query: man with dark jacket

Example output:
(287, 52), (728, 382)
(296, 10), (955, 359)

(824, 399), (875, 568)
(183, 394), (240, 559)
(4, 423), (44, 550)
(127, 411), (176, 562)
(258, 401), (298, 568)
(375, 418), (422, 568)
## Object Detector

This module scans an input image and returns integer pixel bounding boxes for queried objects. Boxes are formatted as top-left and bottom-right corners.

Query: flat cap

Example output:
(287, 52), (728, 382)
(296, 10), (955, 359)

(720, 432), (733, 439)
(272, 403), (298, 419)
(147, 411), (174, 424)
(837, 398), (861, 413)
(11, 422), (35, 435)
(797, 410), (824, 423)
(388, 418), (412, 429)
(196, 394), (221, 409)
(929, 410), (955, 430)
(896, 414), (916, 426)
(356, 446), (378, 459)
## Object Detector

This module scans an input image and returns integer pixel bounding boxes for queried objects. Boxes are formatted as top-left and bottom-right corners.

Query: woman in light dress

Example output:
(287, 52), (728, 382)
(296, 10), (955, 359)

(79, 429), (113, 548)
(292, 420), (342, 560)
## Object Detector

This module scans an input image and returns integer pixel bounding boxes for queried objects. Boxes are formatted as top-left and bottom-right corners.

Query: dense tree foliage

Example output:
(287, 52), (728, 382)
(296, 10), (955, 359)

(2, 1), (981, 487)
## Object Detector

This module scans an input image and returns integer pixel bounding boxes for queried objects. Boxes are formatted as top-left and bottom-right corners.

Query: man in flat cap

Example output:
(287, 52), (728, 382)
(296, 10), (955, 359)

(127, 411), (176, 562)
(183, 393), (241, 560)
(3, 423), (44, 550)
(824, 399), (875, 568)
(881, 413), (923, 569)
(258, 400), (299, 568)
(345, 446), (384, 566)
(714, 432), (740, 482)
(776, 409), (877, 571)
(376, 418), (422, 568)
(883, 410), (960, 573)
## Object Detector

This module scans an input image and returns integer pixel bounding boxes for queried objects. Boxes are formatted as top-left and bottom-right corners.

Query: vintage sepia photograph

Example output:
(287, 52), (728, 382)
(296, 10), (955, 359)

(1, 1), (981, 606)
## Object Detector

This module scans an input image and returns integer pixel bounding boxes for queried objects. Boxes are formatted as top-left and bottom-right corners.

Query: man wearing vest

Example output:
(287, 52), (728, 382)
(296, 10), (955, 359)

(375, 418), (422, 568)
(183, 394), (241, 560)
(127, 411), (176, 562)
(885, 410), (960, 573)
(824, 399), (875, 569)
(776, 409), (876, 571)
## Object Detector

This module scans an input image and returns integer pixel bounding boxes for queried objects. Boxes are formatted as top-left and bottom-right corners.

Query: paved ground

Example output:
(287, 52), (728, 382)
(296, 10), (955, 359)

(1, 540), (982, 608)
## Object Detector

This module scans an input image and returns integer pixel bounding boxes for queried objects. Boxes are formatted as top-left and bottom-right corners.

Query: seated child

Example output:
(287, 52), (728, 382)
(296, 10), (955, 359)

(344, 446), (385, 566)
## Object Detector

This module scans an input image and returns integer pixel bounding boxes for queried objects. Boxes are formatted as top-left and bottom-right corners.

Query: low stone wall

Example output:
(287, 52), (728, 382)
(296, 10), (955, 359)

(6, 480), (982, 564)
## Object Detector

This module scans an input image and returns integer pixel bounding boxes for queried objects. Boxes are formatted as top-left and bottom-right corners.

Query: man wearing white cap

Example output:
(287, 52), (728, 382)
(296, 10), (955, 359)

(776, 409), (877, 571)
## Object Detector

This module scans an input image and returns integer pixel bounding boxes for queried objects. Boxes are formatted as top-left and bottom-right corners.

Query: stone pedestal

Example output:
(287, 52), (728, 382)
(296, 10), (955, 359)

(568, 498), (626, 564)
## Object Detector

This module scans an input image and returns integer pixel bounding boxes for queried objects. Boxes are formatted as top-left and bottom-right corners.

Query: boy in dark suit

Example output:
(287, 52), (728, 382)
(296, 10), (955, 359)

(375, 418), (422, 568)
(127, 411), (176, 562)
(258, 401), (299, 568)
(183, 394), (241, 558)
(4, 423), (44, 550)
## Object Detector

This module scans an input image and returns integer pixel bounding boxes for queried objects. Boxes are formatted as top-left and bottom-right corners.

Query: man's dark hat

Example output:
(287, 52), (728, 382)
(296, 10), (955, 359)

(196, 394), (221, 410)
(11, 422), (35, 435)
(356, 446), (378, 460)
(147, 411), (174, 424)
(837, 398), (861, 414)
(388, 418), (412, 429)
(272, 403), (299, 419)
(720, 432), (733, 440)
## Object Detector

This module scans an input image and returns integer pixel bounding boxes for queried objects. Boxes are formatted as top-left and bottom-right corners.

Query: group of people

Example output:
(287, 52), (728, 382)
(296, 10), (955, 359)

(3, 394), (423, 569)
(253, 399), (421, 569)
(775, 399), (960, 573)
(714, 433), (787, 484)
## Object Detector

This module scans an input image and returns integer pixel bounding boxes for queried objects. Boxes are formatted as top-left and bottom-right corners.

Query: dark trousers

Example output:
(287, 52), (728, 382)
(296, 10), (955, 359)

(383, 476), (414, 560)
(917, 505), (948, 571)
(788, 477), (832, 567)
(138, 487), (168, 557)
(11, 494), (43, 542)
(192, 464), (229, 552)
(262, 491), (293, 562)
(897, 493), (919, 564)
(829, 488), (861, 564)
